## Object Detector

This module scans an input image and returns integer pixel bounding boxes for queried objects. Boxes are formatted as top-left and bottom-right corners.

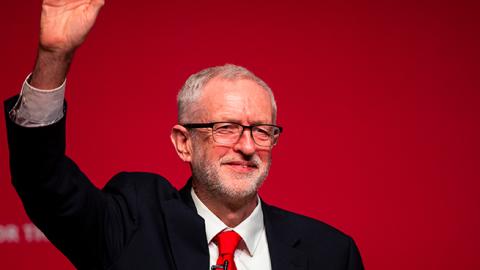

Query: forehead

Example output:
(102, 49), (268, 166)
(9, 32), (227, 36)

(198, 77), (273, 124)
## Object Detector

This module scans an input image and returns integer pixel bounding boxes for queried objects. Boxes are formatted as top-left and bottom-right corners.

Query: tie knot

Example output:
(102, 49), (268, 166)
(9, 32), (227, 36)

(216, 230), (241, 255)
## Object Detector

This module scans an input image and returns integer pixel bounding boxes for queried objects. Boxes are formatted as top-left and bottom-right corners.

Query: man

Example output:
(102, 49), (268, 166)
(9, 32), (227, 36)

(5, 0), (364, 269)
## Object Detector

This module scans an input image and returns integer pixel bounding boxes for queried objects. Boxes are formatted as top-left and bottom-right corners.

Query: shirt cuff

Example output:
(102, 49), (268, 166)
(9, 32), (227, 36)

(9, 74), (66, 127)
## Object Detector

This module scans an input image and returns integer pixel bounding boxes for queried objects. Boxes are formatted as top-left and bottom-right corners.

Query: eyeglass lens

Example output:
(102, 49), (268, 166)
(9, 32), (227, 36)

(212, 123), (279, 147)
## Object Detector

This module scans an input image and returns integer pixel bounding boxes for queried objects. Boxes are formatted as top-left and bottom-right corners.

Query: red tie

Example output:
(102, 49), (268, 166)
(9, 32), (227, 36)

(215, 231), (241, 270)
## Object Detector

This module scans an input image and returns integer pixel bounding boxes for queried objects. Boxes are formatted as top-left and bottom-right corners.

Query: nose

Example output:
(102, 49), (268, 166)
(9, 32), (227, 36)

(233, 128), (256, 156)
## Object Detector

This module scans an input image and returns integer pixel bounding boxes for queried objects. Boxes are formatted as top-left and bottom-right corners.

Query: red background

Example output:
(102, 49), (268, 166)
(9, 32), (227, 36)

(1, 0), (479, 269)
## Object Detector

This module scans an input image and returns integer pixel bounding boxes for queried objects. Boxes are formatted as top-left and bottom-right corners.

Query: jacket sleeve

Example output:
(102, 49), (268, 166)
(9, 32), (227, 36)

(347, 237), (365, 270)
(4, 96), (133, 269)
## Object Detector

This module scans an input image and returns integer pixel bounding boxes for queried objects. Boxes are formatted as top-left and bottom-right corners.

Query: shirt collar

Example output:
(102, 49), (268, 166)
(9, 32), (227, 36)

(191, 188), (265, 256)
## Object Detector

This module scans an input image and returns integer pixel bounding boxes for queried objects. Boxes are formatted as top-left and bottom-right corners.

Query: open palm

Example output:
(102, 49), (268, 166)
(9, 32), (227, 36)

(40, 0), (104, 52)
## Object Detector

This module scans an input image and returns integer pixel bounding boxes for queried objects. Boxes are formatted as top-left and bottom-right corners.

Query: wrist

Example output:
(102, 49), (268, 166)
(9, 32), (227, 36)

(30, 47), (74, 90)
(37, 46), (74, 61)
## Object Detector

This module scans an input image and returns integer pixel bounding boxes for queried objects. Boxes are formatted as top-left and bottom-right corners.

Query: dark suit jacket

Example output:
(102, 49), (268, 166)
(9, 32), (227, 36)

(5, 97), (364, 270)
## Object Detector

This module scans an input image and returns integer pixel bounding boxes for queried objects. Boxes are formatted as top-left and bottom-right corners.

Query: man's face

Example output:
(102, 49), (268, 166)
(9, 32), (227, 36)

(189, 77), (274, 200)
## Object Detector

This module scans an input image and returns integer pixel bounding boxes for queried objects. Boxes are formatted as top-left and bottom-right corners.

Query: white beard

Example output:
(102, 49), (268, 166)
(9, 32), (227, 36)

(190, 145), (271, 200)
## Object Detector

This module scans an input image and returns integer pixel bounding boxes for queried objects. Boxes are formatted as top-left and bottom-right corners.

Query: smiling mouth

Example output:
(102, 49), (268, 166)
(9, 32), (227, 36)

(222, 161), (258, 172)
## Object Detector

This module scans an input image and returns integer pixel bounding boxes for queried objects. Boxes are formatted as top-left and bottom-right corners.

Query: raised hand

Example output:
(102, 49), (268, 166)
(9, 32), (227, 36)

(40, 0), (105, 53)
(31, 0), (105, 89)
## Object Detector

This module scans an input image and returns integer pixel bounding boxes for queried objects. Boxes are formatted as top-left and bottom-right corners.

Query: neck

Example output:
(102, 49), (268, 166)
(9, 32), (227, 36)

(192, 182), (258, 228)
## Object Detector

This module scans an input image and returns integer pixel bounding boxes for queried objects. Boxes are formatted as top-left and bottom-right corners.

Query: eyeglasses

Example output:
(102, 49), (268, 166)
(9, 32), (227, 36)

(182, 122), (283, 147)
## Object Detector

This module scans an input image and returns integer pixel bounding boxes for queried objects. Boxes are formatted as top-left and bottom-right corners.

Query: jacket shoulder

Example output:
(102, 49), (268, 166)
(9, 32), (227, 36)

(264, 203), (351, 240)
(263, 203), (364, 268)
(103, 171), (179, 200)
(263, 203), (358, 256)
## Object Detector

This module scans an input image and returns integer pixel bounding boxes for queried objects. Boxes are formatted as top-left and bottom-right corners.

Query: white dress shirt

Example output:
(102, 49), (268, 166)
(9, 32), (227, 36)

(191, 189), (272, 270)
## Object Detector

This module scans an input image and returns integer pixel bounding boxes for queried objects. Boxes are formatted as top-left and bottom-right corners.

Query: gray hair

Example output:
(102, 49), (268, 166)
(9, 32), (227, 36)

(177, 64), (277, 123)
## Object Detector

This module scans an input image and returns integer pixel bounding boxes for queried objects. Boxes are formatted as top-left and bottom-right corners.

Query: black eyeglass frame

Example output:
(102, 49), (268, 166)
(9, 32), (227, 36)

(181, 122), (283, 147)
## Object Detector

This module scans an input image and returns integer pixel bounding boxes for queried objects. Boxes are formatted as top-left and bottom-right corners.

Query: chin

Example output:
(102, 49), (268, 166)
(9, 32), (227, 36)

(217, 172), (265, 200)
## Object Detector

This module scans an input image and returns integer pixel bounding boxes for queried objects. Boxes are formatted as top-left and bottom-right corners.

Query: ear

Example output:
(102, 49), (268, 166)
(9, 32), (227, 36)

(170, 124), (193, 162)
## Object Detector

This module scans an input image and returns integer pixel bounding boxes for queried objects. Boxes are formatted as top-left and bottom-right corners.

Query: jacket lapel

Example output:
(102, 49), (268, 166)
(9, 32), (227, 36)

(263, 202), (308, 270)
(160, 180), (209, 270)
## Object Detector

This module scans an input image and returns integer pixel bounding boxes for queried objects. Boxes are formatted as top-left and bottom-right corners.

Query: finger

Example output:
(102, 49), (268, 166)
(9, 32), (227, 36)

(90, 0), (105, 9)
